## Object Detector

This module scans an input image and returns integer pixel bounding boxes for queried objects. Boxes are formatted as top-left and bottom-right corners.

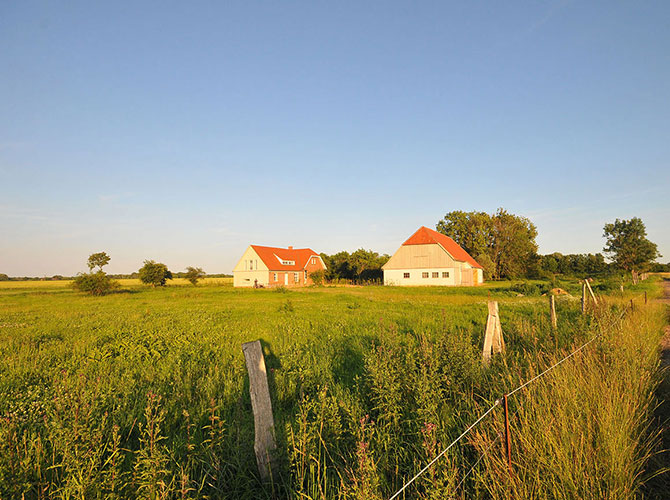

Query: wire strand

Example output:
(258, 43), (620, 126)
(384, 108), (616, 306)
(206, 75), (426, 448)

(388, 400), (500, 500)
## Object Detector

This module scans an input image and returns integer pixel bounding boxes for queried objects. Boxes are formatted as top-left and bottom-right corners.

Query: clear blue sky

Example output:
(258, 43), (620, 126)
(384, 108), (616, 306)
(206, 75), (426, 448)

(2, 1), (668, 276)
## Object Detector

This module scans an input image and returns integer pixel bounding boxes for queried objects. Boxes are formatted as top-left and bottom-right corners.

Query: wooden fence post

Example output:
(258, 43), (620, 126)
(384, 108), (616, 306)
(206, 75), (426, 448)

(550, 294), (557, 330)
(585, 279), (598, 305)
(581, 282), (586, 315)
(483, 301), (504, 364)
(645, 291), (648, 305)
(242, 340), (277, 481)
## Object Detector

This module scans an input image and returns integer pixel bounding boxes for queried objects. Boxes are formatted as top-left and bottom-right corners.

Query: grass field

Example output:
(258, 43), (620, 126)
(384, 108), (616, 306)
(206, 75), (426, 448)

(0, 278), (666, 499)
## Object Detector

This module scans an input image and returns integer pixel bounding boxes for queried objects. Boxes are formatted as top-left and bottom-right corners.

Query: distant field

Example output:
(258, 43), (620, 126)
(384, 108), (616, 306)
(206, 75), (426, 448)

(0, 277), (665, 499)
(0, 276), (233, 289)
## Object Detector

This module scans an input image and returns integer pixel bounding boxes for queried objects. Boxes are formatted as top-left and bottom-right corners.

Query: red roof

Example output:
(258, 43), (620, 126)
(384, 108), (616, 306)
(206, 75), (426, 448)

(403, 226), (483, 269)
(250, 245), (322, 271)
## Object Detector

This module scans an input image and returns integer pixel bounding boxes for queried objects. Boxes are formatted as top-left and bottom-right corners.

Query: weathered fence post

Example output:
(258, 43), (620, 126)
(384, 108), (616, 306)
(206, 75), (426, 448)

(550, 294), (557, 330)
(483, 301), (504, 364)
(645, 291), (648, 305)
(630, 298), (634, 311)
(585, 279), (598, 305)
(581, 282), (586, 315)
(242, 340), (277, 481)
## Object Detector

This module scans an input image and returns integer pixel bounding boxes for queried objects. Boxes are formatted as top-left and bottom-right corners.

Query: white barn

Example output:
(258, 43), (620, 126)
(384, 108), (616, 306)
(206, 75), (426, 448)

(383, 226), (484, 286)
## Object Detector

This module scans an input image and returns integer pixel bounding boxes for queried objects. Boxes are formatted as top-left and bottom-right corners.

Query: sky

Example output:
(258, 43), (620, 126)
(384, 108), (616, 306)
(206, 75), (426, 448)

(1, 1), (669, 276)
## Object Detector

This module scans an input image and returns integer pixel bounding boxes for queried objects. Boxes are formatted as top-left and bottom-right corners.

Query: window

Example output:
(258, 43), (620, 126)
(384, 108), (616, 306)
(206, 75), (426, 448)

(422, 272), (429, 278)
(249, 260), (253, 270)
(432, 272), (439, 278)
(403, 272), (410, 279)
(294, 272), (299, 283)
(442, 272), (450, 278)
(304, 270), (308, 280)
(311, 258), (316, 265)
(281, 260), (295, 265)
(273, 273), (277, 281)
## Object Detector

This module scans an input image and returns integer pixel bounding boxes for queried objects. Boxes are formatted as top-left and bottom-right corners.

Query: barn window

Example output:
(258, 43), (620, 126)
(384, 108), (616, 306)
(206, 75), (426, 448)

(422, 272), (429, 278)
(432, 272), (439, 278)
(249, 260), (253, 270)
(294, 272), (299, 283)
(403, 272), (410, 279)
(442, 272), (450, 278)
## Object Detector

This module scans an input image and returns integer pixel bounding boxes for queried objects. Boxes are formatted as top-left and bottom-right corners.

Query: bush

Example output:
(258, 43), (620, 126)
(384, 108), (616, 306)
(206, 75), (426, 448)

(184, 266), (205, 286)
(308, 269), (325, 286)
(510, 281), (549, 296)
(72, 272), (117, 296)
(139, 260), (173, 287)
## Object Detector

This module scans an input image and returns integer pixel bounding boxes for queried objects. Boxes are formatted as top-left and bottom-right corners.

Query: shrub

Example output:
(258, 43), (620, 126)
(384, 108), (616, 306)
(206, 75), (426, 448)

(139, 261), (173, 287)
(510, 281), (549, 296)
(72, 272), (117, 296)
(184, 266), (205, 286)
(308, 269), (325, 286)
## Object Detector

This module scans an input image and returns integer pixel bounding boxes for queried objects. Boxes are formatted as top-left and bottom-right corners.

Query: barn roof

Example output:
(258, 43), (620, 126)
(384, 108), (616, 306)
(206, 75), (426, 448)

(403, 226), (483, 269)
(250, 245), (321, 271)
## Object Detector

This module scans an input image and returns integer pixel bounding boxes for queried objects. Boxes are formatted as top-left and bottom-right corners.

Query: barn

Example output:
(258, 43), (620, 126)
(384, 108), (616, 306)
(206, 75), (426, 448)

(382, 226), (484, 286)
(233, 245), (327, 288)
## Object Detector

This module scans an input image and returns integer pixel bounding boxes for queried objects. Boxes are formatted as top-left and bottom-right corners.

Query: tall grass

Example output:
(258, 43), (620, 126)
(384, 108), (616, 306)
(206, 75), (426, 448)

(473, 304), (666, 500)
(0, 278), (665, 498)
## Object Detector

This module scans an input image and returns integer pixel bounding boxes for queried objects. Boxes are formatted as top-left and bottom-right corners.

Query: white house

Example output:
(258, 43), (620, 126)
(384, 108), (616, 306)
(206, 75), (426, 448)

(383, 226), (484, 286)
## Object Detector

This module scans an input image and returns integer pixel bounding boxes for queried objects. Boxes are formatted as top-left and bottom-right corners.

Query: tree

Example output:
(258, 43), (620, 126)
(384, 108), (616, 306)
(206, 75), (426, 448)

(72, 252), (117, 295)
(603, 218), (660, 278)
(184, 266), (205, 286)
(0, 273), (9, 281)
(139, 260), (173, 287)
(436, 208), (538, 279)
(87, 252), (111, 272)
(308, 269), (325, 286)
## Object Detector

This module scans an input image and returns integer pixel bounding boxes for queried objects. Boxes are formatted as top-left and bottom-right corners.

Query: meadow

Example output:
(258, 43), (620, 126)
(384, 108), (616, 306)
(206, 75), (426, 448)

(0, 278), (666, 499)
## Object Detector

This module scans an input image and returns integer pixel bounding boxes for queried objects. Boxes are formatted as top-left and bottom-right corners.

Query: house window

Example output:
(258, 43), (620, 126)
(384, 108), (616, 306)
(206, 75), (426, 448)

(432, 272), (439, 278)
(422, 272), (429, 278)
(294, 272), (299, 283)
(281, 260), (295, 265)
(273, 273), (277, 281)
(304, 270), (308, 280)
(442, 272), (450, 278)
(403, 272), (410, 279)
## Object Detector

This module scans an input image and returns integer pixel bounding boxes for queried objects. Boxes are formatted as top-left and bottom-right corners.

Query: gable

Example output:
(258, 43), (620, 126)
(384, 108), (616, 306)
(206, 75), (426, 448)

(383, 243), (458, 270)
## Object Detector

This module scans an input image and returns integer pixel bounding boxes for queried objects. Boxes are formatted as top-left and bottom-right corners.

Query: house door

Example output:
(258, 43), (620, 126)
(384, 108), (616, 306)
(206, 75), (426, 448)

(284, 273), (288, 285)
(461, 269), (473, 286)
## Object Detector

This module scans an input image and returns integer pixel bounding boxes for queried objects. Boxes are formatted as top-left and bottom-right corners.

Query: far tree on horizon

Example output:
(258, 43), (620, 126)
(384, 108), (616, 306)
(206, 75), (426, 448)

(87, 252), (111, 272)
(73, 252), (116, 295)
(184, 266), (205, 286)
(139, 260), (173, 287)
(603, 217), (660, 279)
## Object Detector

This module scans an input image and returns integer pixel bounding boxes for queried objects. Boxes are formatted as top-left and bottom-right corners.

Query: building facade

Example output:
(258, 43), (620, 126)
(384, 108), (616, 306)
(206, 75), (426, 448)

(383, 226), (484, 286)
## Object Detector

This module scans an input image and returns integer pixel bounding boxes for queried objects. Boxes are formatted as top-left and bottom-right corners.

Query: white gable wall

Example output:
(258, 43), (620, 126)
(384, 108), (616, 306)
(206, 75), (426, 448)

(233, 246), (270, 287)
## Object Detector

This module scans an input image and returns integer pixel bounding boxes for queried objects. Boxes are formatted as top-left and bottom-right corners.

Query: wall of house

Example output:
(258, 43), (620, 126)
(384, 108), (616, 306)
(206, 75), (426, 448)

(233, 246), (270, 287)
(384, 268), (459, 286)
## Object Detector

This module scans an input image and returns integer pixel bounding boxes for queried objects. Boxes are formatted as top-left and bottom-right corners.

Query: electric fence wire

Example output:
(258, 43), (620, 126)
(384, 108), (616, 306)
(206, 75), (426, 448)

(387, 305), (630, 500)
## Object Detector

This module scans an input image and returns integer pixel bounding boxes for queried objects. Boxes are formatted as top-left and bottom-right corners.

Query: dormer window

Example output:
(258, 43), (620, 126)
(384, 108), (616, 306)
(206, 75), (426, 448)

(281, 260), (295, 265)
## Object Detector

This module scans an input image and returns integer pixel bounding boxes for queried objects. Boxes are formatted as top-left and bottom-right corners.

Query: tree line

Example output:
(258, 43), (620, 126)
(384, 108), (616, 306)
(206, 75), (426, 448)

(435, 210), (661, 280)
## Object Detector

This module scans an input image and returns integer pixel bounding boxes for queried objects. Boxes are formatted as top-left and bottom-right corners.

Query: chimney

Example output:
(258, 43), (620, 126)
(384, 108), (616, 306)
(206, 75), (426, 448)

(288, 246), (293, 250)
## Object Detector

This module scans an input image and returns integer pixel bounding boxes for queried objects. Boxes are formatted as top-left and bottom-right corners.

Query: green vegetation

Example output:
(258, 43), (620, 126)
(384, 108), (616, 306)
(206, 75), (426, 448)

(184, 266), (206, 286)
(139, 260), (173, 287)
(603, 217), (661, 277)
(320, 249), (390, 283)
(72, 252), (117, 296)
(0, 277), (665, 498)
(436, 209), (538, 279)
